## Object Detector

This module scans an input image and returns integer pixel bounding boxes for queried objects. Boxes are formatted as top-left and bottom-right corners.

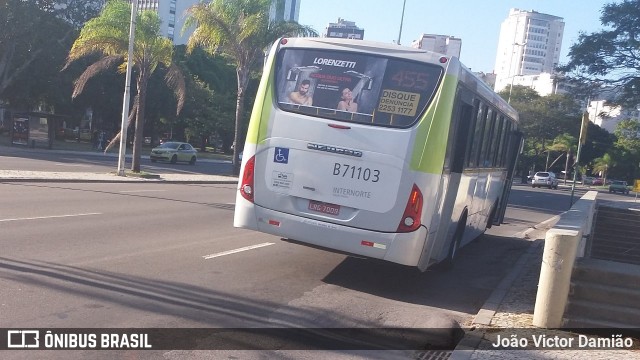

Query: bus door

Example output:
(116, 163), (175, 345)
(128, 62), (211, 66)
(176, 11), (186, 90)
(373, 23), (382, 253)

(430, 87), (475, 262)
(496, 130), (524, 224)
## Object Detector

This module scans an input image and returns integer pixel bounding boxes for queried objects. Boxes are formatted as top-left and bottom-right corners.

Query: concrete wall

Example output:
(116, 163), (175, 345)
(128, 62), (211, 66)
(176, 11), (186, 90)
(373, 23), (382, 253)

(532, 191), (597, 328)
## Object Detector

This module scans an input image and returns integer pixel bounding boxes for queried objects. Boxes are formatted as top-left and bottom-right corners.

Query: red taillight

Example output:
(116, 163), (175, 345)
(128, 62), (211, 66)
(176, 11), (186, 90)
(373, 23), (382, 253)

(397, 184), (423, 232)
(240, 155), (255, 202)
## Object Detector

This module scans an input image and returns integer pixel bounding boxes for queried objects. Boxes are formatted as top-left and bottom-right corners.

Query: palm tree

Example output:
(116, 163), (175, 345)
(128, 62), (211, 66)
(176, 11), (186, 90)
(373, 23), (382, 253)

(63, 0), (185, 173)
(593, 153), (616, 184)
(546, 133), (577, 184)
(184, 0), (317, 174)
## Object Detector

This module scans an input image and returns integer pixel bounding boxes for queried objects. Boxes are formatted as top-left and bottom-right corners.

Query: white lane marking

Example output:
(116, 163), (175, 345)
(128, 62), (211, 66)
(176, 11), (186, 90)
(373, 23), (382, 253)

(119, 190), (167, 193)
(203, 242), (275, 260)
(0, 212), (102, 223)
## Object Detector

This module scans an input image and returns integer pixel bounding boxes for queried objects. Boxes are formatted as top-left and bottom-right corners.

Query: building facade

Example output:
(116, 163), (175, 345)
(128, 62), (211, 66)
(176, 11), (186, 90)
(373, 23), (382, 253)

(324, 18), (364, 39)
(270, 0), (300, 23)
(132, 0), (300, 45)
(411, 34), (461, 58)
(588, 93), (640, 134)
(507, 72), (575, 96)
(493, 9), (564, 92)
(132, 0), (190, 44)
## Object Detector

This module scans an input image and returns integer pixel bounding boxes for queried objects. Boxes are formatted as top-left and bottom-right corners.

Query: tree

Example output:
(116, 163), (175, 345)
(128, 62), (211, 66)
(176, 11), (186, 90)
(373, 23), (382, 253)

(547, 133), (577, 184)
(592, 153), (616, 183)
(172, 45), (238, 150)
(184, 0), (317, 174)
(49, 0), (105, 29)
(561, 0), (640, 107)
(612, 118), (640, 181)
(0, 0), (103, 101)
(614, 118), (640, 154)
(64, 0), (185, 173)
(502, 87), (582, 173)
(578, 122), (616, 174)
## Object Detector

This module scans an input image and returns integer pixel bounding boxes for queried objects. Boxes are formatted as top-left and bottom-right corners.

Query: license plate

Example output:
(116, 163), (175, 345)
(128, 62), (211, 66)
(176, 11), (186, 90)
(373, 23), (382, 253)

(308, 200), (340, 216)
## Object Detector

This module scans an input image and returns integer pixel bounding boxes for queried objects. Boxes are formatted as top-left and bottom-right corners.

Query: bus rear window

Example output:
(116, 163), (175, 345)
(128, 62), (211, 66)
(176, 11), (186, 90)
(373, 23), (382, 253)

(275, 49), (443, 128)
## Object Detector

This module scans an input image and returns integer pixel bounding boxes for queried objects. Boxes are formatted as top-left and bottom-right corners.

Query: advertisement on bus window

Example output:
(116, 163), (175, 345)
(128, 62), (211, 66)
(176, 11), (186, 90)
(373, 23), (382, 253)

(276, 49), (442, 127)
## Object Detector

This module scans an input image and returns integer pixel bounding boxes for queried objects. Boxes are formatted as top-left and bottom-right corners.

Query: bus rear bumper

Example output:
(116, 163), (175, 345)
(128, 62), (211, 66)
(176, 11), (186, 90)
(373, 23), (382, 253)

(235, 202), (427, 267)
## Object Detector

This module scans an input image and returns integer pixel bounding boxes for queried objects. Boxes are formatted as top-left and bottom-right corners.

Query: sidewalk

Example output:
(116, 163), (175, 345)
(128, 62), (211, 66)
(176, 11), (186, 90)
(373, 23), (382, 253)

(0, 142), (239, 184)
(0, 169), (238, 184)
(449, 216), (640, 360)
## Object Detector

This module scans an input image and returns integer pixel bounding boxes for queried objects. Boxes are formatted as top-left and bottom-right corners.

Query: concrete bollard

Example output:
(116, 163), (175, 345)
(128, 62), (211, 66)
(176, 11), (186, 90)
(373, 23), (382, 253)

(533, 228), (581, 328)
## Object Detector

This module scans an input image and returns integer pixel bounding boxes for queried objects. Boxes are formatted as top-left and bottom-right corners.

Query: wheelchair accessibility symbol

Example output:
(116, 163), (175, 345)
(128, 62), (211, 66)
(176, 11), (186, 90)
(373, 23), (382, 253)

(274, 147), (289, 164)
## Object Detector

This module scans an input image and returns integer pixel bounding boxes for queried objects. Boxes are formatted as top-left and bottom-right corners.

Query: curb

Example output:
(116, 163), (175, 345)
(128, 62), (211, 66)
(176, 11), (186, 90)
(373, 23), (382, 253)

(449, 216), (558, 360)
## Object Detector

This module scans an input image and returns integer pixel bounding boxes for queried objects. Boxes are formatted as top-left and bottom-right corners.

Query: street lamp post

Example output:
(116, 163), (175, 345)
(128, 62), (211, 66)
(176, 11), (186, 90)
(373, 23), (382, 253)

(507, 42), (526, 104)
(570, 111), (590, 206)
(397, 0), (406, 45)
(117, 0), (138, 177)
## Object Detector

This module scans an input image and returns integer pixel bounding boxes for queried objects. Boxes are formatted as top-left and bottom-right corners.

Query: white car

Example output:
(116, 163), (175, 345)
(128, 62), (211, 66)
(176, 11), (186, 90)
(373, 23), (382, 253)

(532, 171), (559, 189)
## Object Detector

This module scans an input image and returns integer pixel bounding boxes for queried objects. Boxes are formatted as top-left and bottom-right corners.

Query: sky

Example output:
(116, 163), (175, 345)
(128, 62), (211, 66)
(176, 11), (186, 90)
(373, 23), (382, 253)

(297, 0), (613, 74)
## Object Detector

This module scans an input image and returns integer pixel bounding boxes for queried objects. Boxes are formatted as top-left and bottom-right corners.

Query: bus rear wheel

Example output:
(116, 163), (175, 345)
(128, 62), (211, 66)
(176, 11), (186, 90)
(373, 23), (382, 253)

(486, 203), (497, 229)
(440, 217), (466, 271)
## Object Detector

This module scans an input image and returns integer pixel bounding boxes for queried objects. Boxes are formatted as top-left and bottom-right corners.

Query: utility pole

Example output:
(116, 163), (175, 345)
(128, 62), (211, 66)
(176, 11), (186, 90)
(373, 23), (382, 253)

(397, 0), (406, 45)
(570, 110), (590, 206)
(507, 42), (526, 104)
(117, 0), (138, 176)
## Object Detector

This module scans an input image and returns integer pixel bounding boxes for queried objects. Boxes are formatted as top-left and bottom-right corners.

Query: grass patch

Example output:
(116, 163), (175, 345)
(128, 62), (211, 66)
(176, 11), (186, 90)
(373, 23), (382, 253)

(124, 170), (160, 179)
(109, 170), (160, 179)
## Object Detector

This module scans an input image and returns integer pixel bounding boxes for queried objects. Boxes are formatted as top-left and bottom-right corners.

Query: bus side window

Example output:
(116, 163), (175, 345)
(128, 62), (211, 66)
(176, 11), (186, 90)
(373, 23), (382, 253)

(468, 102), (486, 168)
(492, 116), (506, 167)
(464, 100), (479, 168)
(479, 108), (495, 167)
(452, 103), (474, 173)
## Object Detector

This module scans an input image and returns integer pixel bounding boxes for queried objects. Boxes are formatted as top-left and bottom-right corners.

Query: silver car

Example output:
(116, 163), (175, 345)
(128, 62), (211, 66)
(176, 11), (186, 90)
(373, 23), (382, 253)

(150, 142), (197, 164)
(532, 171), (559, 189)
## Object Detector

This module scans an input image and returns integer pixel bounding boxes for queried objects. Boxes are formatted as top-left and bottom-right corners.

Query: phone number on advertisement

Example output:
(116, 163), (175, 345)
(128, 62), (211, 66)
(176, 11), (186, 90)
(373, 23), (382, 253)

(333, 163), (380, 183)
(378, 104), (414, 115)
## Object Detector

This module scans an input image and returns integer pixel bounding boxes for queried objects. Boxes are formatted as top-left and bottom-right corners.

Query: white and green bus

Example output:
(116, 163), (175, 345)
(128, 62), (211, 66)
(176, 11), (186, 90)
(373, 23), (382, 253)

(234, 37), (522, 271)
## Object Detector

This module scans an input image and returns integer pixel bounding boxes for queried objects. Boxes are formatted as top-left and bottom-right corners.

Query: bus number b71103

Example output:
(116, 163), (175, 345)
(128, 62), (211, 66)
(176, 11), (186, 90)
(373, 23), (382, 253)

(333, 163), (380, 183)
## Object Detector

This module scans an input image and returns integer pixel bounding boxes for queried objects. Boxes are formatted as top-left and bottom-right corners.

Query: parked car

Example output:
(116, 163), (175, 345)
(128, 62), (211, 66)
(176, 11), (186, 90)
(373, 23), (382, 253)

(592, 178), (604, 186)
(582, 176), (595, 185)
(150, 141), (197, 164)
(608, 180), (630, 194)
(532, 171), (559, 189)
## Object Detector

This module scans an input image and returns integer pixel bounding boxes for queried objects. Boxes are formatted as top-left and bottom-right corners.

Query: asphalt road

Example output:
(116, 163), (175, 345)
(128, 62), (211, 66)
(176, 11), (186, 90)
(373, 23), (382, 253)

(5, 147), (628, 359)
(0, 177), (576, 359)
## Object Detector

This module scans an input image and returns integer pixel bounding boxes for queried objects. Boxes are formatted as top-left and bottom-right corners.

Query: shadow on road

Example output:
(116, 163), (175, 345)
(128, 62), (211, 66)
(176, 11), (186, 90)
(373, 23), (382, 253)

(322, 233), (531, 315)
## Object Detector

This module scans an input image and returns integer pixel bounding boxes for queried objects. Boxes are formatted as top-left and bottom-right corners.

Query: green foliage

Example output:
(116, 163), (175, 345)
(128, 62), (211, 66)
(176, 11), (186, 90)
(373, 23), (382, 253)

(185, 0), (318, 173)
(560, 0), (640, 107)
(49, 0), (105, 29)
(174, 45), (237, 93)
(503, 87), (583, 173)
(181, 78), (235, 146)
(614, 118), (640, 154)
(592, 153), (616, 181)
(0, 0), (73, 103)
(66, 0), (185, 172)
(608, 118), (640, 181)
